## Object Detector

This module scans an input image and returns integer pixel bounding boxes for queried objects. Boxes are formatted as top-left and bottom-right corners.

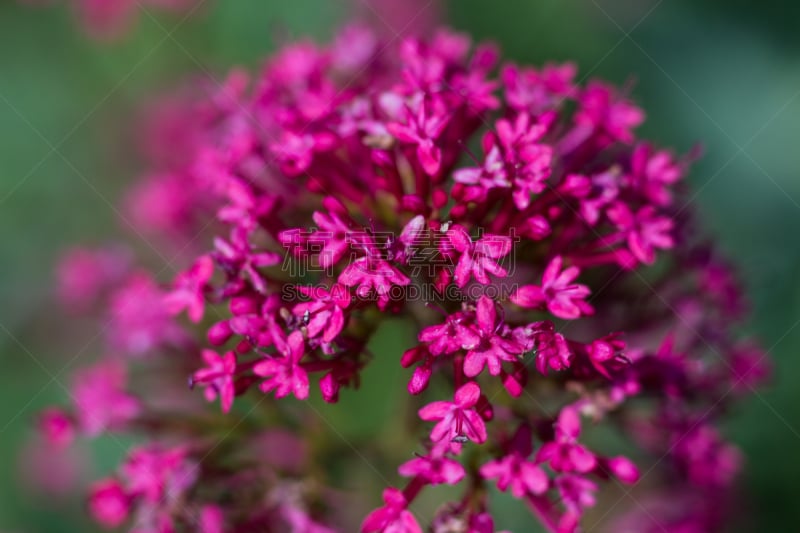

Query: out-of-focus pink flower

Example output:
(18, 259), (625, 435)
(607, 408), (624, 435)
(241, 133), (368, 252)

(71, 360), (140, 436)
(361, 487), (422, 533)
(630, 142), (684, 206)
(607, 203), (674, 265)
(199, 505), (225, 533)
(37, 408), (75, 448)
(398, 453), (465, 485)
(121, 445), (197, 504)
(88, 478), (131, 528)
(71, 0), (201, 40)
(536, 407), (596, 473)
(576, 81), (645, 144)
(480, 453), (549, 498)
(56, 246), (131, 312)
(164, 255), (214, 323)
(108, 273), (187, 357)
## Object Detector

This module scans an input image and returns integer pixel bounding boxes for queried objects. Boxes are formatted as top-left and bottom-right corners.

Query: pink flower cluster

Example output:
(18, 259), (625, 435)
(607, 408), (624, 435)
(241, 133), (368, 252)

(41, 25), (768, 532)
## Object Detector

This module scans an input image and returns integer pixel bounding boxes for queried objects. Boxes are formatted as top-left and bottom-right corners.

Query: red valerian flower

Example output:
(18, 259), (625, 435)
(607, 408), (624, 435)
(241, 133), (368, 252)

(398, 453), (465, 485)
(254, 330), (310, 400)
(71, 360), (140, 436)
(537, 407), (597, 473)
(462, 296), (524, 377)
(88, 478), (130, 528)
(418, 382), (487, 444)
(446, 225), (512, 287)
(164, 254), (214, 323)
(361, 487), (422, 533)
(480, 453), (549, 498)
(387, 96), (449, 176)
(191, 349), (237, 413)
(292, 285), (350, 343)
(607, 202), (674, 265)
(511, 256), (593, 320)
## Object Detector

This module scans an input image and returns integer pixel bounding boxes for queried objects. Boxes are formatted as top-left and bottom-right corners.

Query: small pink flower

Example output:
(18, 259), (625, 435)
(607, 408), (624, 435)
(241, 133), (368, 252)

(576, 81), (644, 143)
(480, 453), (549, 499)
(387, 96), (449, 175)
(214, 227), (281, 294)
(164, 254), (214, 323)
(630, 142), (684, 206)
(338, 255), (410, 310)
(605, 456), (640, 484)
(199, 505), (225, 533)
(271, 131), (335, 177)
(607, 203), (674, 265)
(514, 321), (572, 374)
(88, 478), (131, 528)
(122, 445), (197, 504)
(496, 113), (553, 209)
(361, 487), (422, 533)
(293, 285), (350, 343)
(418, 382), (487, 444)
(108, 273), (186, 357)
(418, 311), (480, 356)
(398, 453), (465, 485)
(71, 360), (140, 436)
(191, 349), (237, 413)
(446, 225), (511, 288)
(254, 330), (310, 400)
(583, 333), (628, 379)
(555, 474), (598, 515)
(536, 407), (596, 473)
(511, 256), (593, 320)
(502, 62), (576, 114)
(462, 296), (524, 378)
(37, 408), (75, 448)
(55, 246), (130, 312)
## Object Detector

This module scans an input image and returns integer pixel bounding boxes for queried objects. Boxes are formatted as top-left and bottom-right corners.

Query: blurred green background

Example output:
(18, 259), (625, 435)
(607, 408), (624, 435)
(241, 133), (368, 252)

(1, 0), (798, 531)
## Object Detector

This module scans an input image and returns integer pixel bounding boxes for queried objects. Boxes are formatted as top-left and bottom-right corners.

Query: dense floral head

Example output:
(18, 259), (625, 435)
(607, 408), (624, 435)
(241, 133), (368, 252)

(43, 24), (767, 532)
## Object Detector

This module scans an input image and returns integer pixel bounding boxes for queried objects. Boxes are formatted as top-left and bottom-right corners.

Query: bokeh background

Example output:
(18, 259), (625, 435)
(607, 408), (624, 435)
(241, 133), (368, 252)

(1, 0), (798, 530)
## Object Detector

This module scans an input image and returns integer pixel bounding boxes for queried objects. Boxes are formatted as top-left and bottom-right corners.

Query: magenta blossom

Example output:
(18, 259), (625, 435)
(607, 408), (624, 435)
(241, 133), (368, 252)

(121, 444), (197, 504)
(399, 453), (466, 486)
(191, 349), (237, 413)
(387, 96), (449, 176)
(37, 408), (75, 448)
(71, 360), (140, 436)
(536, 407), (596, 473)
(88, 478), (131, 528)
(418, 382), (487, 444)
(292, 285), (350, 343)
(462, 295), (524, 378)
(361, 487), (422, 533)
(253, 330), (310, 400)
(164, 254), (214, 323)
(511, 256), (593, 319)
(418, 311), (480, 356)
(446, 225), (512, 287)
(607, 203), (674, 265)
(480, 453), (549, 498)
